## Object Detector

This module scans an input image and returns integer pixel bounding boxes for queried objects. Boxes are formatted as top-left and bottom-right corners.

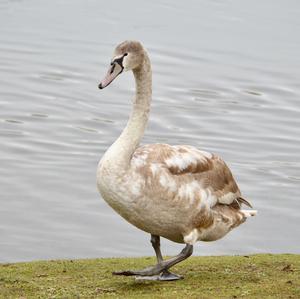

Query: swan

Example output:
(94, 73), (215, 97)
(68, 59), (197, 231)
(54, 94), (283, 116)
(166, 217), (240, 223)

(97, 40), (257, 281)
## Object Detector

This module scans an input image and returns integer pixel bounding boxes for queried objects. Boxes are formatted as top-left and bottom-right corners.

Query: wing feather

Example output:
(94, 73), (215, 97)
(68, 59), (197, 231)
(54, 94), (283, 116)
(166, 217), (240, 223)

(131, 144), (252, 209)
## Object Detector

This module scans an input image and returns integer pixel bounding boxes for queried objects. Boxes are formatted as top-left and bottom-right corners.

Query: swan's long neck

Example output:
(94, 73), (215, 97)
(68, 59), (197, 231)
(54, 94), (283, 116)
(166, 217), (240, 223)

(104, 53), (152, 169)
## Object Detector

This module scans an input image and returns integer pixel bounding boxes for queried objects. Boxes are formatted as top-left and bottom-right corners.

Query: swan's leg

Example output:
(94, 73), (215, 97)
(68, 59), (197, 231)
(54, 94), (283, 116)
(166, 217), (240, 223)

(149, 235), (183, 281)
(150, 234), (163, 263)
(113, 240), (193, 280)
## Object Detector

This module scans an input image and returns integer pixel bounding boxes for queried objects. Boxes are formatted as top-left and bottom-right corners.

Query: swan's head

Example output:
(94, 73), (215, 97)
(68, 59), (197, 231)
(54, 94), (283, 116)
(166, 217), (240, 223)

(98, 40), (144, 89)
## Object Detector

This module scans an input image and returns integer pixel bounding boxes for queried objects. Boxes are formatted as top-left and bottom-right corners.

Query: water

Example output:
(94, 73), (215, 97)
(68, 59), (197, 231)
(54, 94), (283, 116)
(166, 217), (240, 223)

(0, 0), (300, 262)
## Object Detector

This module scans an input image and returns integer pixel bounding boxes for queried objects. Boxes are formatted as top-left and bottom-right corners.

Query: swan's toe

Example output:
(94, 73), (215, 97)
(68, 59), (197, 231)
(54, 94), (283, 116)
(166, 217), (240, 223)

(134, 271), (183, 281)
(158, 270), (183, 281)
(112, 270), (136, 276)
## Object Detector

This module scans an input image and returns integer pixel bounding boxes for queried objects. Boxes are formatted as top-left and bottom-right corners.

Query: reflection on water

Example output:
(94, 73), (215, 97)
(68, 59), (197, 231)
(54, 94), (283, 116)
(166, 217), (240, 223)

(0, 0), (300, 262)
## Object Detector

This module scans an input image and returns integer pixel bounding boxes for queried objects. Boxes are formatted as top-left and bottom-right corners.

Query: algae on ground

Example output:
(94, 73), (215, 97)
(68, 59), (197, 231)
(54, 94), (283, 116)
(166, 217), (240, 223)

(0, 254), (299, 298)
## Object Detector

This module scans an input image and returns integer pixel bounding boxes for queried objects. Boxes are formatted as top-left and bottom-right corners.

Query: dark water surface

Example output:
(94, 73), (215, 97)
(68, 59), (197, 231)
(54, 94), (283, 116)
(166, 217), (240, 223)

(1, 0), (300, 262)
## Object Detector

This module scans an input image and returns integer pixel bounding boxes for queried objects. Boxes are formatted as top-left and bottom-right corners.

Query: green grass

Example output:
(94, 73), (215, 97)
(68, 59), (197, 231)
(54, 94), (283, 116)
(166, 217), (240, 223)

(0, 254), (299, 298)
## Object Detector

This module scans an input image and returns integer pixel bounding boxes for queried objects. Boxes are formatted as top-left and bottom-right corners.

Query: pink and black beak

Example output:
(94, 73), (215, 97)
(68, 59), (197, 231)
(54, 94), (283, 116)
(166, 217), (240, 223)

(98, 53), (128, 89)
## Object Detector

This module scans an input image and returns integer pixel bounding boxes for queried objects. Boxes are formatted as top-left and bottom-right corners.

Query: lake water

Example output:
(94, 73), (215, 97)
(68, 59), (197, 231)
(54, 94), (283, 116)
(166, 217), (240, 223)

(1, 0), (300, 262)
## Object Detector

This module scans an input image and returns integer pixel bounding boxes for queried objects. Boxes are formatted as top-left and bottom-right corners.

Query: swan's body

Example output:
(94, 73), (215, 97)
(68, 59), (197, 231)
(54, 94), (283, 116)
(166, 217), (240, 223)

(99, 143), (254, 244)
(97, 41), (256, 280)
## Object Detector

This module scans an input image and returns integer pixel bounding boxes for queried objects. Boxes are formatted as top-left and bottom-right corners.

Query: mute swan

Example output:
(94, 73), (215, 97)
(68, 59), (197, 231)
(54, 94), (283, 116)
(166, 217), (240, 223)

(97, 41), (257, 281)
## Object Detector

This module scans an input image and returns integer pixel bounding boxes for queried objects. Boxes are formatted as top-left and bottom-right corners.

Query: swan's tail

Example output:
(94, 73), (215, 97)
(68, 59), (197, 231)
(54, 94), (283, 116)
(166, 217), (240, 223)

(237, 196), (253, 208)
(241, 209), (257, 218)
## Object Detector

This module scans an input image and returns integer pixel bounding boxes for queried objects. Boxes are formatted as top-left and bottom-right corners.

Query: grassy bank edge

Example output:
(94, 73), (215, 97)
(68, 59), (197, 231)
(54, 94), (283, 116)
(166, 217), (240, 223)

(1, 254), (299, 298)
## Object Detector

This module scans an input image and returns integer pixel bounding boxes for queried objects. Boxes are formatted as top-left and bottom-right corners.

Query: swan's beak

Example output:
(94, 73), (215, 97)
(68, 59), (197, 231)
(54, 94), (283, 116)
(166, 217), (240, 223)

(98, 62), (123, 89)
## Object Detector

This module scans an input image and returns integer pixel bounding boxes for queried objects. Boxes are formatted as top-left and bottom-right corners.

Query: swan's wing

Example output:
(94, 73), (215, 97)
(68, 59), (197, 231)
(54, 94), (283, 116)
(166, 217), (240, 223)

(131, 144), (252, 209)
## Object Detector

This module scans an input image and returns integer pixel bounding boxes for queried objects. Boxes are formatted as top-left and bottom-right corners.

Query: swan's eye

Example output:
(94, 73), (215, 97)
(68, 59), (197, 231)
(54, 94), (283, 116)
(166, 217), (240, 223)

(113, 54), (128, 68)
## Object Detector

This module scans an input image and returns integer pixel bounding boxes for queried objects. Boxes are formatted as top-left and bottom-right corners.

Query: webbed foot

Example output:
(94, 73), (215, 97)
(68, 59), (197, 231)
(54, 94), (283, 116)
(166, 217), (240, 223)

(113, 243), (192, 281)
(135, 270), (183, 281)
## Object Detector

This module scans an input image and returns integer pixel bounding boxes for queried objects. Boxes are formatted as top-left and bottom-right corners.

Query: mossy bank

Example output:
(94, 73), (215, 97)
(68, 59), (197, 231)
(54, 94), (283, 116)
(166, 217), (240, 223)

(1, 254), (299, 298)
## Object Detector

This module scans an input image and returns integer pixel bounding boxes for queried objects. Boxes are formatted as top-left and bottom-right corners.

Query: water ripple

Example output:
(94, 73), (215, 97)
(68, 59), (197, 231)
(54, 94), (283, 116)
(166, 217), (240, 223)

(0, 0), (300, 262)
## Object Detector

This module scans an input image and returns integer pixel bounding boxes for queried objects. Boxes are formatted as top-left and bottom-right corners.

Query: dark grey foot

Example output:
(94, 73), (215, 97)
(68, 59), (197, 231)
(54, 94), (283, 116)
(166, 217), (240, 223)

(134, 270), (182, 281)
(135, 270), (182, 281)
(112, 264), (165, 277)
(113, 269), (182, 281)
(113, 270), (137, 276)
(159, 270), (183, 281)
(113, 243), (193, 280)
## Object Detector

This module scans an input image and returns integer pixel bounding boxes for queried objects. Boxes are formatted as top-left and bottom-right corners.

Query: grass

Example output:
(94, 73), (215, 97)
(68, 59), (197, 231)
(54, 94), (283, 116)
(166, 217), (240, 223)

(0, 254), (299, 298)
